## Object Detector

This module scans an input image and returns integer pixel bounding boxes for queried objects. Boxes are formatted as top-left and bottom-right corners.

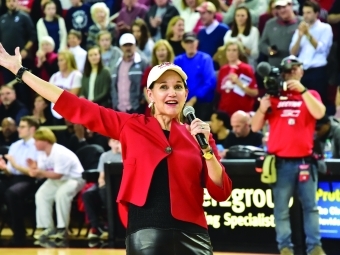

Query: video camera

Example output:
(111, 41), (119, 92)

(256, 56), (303, 96)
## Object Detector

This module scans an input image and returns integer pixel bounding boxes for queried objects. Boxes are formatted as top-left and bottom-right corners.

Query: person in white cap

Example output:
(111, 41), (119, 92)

(0, 42), (232, 254)
(110, 33), (148, 113)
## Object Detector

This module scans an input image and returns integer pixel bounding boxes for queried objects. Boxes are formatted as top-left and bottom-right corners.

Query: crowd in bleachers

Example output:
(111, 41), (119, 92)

(0, 0), (340, 248)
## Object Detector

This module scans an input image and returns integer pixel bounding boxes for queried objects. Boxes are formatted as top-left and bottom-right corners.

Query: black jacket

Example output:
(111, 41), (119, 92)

(0, 10), (36, 54)
(145, 3), (179, 39)
(0, 100), (29, 125)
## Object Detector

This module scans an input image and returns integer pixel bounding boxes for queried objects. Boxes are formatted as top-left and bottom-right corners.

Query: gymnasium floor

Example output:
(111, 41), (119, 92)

(0, 227), (279, 255)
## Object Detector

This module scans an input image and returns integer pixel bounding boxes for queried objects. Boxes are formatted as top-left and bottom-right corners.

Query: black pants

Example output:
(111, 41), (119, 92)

(301, 66), (328, 104)
(126, 228), (213, 255)
(0, 175), (35, 240)
(82, 184), (107, 229)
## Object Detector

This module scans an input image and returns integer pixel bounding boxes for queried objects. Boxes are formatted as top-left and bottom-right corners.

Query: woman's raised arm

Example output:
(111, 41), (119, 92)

(0, 45), (62, 103)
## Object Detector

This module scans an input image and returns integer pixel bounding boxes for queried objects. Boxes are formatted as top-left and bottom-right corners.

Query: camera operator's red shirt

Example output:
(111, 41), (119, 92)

(266, 90), (321, 157)
(217, 62), (257, 116)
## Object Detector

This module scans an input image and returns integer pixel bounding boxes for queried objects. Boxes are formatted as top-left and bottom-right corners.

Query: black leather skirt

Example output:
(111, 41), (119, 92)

(126, 228), (213, 255)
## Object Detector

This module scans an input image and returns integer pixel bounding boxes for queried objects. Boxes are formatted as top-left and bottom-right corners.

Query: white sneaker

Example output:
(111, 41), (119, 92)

(34, 228), (57, 240)
(49, 229), (68, 240)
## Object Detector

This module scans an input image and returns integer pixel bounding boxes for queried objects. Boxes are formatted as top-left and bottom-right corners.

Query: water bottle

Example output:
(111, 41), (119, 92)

(324, 139), (333, 159)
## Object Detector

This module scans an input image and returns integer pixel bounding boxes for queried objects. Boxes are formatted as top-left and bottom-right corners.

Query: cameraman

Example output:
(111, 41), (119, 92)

(251, 55), (326, 255)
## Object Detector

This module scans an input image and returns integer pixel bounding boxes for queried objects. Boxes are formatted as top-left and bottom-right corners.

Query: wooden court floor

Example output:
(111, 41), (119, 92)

(0, 249), (277, 255)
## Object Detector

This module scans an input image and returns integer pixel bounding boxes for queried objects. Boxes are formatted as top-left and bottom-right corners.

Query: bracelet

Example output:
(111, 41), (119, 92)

(300, 88), (308, 95)
(15, 66), (29, 83)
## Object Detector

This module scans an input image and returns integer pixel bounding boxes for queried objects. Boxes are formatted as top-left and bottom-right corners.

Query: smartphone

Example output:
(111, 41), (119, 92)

(216, 144), (224, 152)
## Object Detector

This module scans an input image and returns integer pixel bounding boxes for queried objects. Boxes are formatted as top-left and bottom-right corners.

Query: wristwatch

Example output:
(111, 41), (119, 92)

(202, 147), (214, 160)
(15, 66), (29, 83)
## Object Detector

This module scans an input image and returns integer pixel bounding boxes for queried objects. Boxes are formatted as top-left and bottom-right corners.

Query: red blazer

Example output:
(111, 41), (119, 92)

(54, 91), (232, 229)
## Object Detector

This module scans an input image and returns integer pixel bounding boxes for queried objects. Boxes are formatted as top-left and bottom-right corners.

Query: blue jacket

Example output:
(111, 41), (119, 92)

(174, 51), (216, 103)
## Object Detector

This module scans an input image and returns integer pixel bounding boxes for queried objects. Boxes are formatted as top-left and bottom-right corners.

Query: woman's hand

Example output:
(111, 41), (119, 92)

(187, 118), (211, 148)
(0, 44), (22, 74)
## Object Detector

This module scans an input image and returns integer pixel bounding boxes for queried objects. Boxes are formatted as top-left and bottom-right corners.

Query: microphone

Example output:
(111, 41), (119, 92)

(256, 62), (272, 78)
(256, 62), (272, 114)
(183, 106), (209, 150)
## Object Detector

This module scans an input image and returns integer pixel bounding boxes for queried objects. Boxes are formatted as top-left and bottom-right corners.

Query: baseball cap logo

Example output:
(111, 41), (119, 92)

(158, 62), (173, 68)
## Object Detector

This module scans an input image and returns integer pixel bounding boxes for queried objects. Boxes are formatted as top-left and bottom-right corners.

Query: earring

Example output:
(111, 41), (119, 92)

(148, 101), (154, 108)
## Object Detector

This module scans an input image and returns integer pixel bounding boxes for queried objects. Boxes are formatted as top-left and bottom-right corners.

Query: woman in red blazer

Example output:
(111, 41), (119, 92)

(0, 45), (232, 255)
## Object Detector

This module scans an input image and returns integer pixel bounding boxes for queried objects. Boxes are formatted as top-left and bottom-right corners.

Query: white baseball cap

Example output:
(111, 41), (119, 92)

(147, 63), (188, 88)
(274, 0), (292, 7)
(119, 33), (136, 46)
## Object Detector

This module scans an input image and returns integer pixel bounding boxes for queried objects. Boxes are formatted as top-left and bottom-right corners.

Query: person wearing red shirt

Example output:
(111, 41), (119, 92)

(0, 45), (232, 255)
(252, 56), (326, 255)
(217, 41), (258, 117)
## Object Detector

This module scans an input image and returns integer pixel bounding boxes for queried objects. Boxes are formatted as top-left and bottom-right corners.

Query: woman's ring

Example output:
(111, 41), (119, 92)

(201, 125), (204, 129)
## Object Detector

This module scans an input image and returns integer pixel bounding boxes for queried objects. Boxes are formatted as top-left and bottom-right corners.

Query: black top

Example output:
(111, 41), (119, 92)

(127, 130), (208, 235)
(0, 100), (29, 125)
(224, 130), (263, 149)
(168, 39), (185, 56)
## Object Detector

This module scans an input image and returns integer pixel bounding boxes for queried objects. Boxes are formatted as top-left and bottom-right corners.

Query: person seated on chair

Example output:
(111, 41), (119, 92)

(0, 117), (19, 146)
(224, 110), (263, 149)
(82, 138), (122, 239)
(28, 127), (85, 240)
(0, 116), (39, 246)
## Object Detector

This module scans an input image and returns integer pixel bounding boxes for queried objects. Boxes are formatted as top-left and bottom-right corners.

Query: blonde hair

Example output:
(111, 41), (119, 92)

(267, 0), (276, 14)
(151, 40), (175, 67)
(225, 41), (248, 63)
(34, 127), (57, 144)
(58, 50), (78, 71)
(181, 0), (203, 10)
(165, 16), (184, 40)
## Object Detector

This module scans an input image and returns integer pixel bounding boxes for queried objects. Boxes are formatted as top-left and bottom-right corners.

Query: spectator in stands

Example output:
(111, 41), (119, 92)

(86, 2), (118, 49)
(132, 19), (155, 62)
(145, 0), (179, 41)
(30, 0), (62, 25)
(223, 6), (259, 70)
(83, 0), (114, 15)
(223, 0), (267, 27)
(329, 0), (340, 116)
(210, 110), (231, 149)
(258, 0), (278, 35)
(65, 0), (93, 49)
(67, 30), (87, 73)
(82, 138), (122, 239)
(174, 32), (216, 121)
(0, 85), (29, 125)
(216, 41), (258, 117)
(29, 127), (85, 240)
(166, 16), (186, 56)
(17, 0), (34, 13)
(141, 39), (175, 116)
(49, 50), (83, 124)
(172, 0), (201, 32)
(260, 0), (302, 67)
(0, 116), (39, 246)
(290, 0), (333, 105)
(0, 117), (18, 146)
(115, 0), (148, 33)
(315, 115), (340, 158)
(97, 30), (122, 74)
(196, 2), (229, 70)
(193, 0), (224, 34)
(36, 0), (67, 53)
(111, 33), (148, 113)
(34, 36), (59, 82)
(31, 95), (54, 126)
(0, 0), (36, 83)
(80, 46), (112, 107)
(67, 124), (110, 152)
(224, 110), (263, 149)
